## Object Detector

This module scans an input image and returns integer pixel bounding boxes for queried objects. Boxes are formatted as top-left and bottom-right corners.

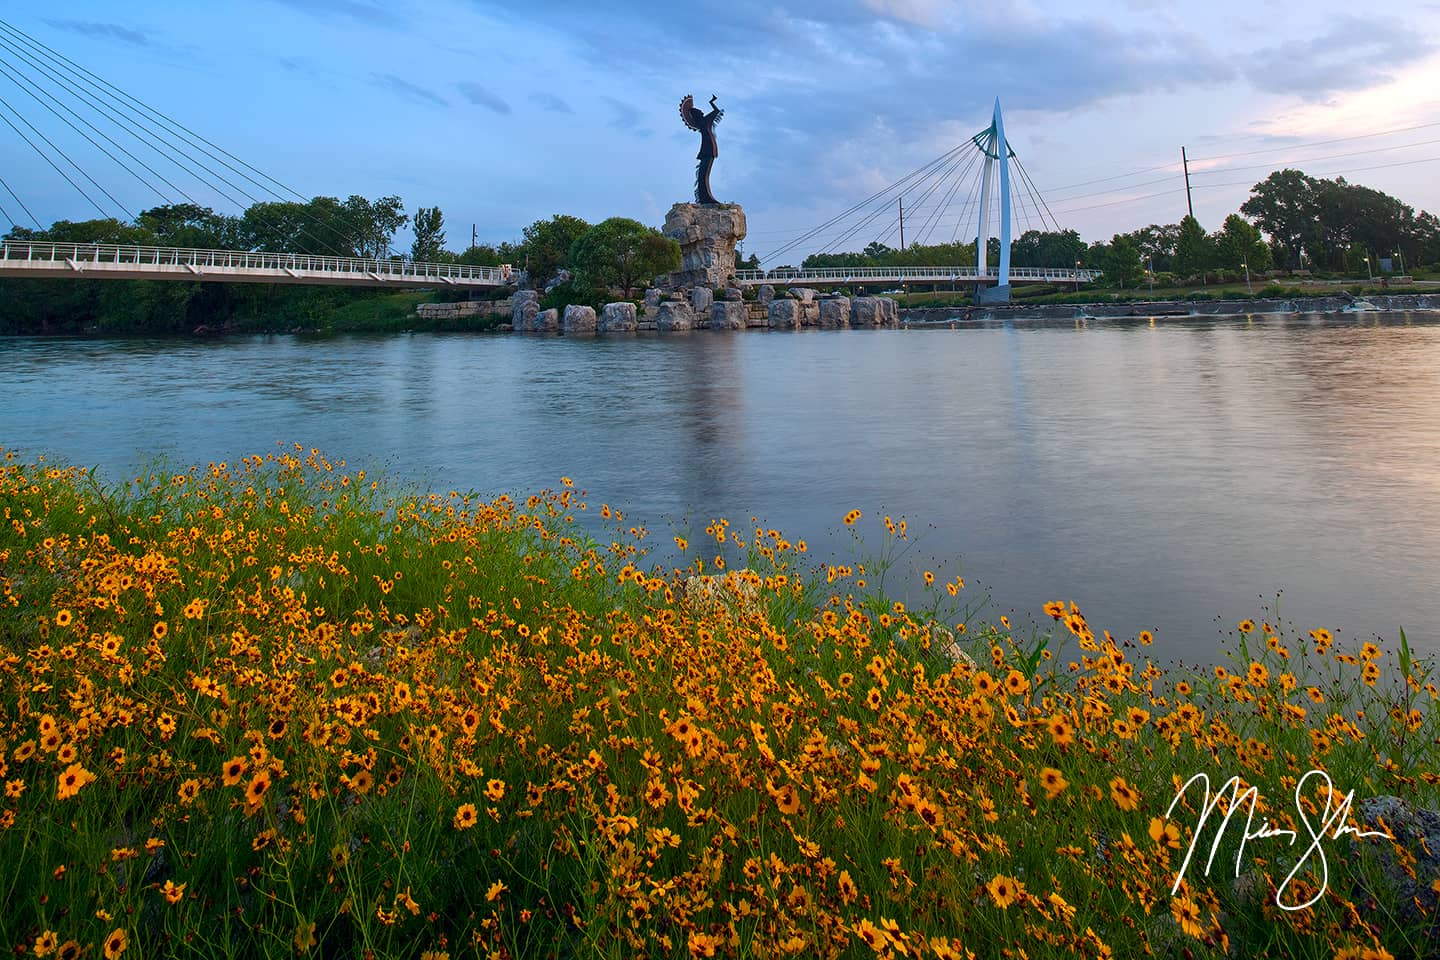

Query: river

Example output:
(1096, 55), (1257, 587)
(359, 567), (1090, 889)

(6, 312), (1440, 664)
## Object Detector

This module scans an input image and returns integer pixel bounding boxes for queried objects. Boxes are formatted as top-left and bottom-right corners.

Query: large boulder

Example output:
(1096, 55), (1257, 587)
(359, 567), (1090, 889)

(710, 301), (746, 330)
(662, 203), (747, 290)
(689, 286), (714, 315)
(819, 296), (851, 328)
(757, 284), (775, 305)
(561, 304), (597, 333)
(723, 286), (744, 302)
(768, 299), (801, 329)
(852, 296), (899, 328)
(511, 289), (539, 329)
(789, 287), (819, 303)
(801, 301), (820, 326)
(880, 297), (900, 326)
(644, 288), (663, 318)
(599, 302), (638, 333)
(656, 301), (695, 331)
(531, 308), (559, 333)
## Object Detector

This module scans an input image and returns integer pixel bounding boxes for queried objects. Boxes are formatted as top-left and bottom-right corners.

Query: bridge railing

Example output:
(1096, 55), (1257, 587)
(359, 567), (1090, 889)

(0, 240), (517, 285)
(733, 266), (1104, 284)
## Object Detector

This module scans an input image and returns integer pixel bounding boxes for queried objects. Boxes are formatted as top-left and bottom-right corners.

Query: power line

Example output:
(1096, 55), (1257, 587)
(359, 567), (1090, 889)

(1187, 119), (1440, 164)
(1187, 137), (1440, 180)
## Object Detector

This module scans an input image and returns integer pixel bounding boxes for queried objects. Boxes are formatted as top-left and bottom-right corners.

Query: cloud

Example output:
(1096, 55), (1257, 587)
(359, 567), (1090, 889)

(1238, 18), (1435, 99)
(529, 91), (574, 113)
(371, 74), (450, 107)
(43, 19), (154, 47)
(602, 95), (654, 137)
(457, 82), (512, 114)
(262, 0), (404, 28)
(275, 56), (315, 75)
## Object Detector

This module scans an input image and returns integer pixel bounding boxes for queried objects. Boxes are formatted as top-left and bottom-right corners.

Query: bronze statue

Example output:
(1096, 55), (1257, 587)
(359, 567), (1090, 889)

(679, 94), (723, 205)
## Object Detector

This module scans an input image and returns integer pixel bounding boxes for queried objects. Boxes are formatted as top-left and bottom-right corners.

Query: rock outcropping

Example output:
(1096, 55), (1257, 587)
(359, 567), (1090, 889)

(657, 301), (695, 331)
(710, 301), (746, 330)
(561, 305), (596, 333)
(768, 300), (802, 329)
(663, 203), (746, 290)
(511, 290), (540, 329)
(599, 302), (638, 333)
(851, 296), (900, 328)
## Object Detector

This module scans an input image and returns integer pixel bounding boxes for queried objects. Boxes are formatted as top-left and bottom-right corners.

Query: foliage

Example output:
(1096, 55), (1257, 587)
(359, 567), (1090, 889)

(410, 206), (446, 263)
(538, 278), (604, 313)
(137, 205), (237, 249)
(520, 214), (590, 291)
(1241, 169), (1438, 271)
(0, 449), (1435, 960)
(568, 217), (680, 296)
(1214, 214), (1273, 275)
(1174, 215), (1215, 283)
(1102, 234), (1145, 289)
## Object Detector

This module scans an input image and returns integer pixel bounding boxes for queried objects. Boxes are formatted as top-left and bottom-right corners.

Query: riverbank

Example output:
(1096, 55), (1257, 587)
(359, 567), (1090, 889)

(900, 292), (1440, 324)
(1, 448), (1436, 959)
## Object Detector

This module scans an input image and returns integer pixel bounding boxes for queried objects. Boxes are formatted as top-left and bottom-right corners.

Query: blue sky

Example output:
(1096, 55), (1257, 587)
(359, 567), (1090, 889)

(3, 0), (1439, 263)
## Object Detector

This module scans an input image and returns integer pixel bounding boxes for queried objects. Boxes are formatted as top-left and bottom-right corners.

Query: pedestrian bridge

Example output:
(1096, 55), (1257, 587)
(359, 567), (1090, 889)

(732, 265), (1102, 287)
(0, 241), (516, 289)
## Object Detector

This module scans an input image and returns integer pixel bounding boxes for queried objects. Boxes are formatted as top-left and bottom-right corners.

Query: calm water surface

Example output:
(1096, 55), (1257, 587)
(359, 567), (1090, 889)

(6, 313), (1440, 663)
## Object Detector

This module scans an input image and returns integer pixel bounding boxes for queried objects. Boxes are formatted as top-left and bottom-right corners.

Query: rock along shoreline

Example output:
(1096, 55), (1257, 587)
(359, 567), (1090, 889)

(899, 292), (1440, 325)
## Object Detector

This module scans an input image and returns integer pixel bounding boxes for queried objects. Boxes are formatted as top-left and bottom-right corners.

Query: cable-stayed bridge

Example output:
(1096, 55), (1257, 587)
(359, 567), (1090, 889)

(0, 17), (1086, 300)
(733, 265), (1101, 287)
(0, 240), (514, 288)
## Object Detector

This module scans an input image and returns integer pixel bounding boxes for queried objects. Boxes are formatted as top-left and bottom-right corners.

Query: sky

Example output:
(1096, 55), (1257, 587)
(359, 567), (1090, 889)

(2, 0), (1439, 264)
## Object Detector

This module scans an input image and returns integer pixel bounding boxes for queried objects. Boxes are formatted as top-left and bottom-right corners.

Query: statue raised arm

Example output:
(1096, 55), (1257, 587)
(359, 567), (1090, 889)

(679, 94), (724, 204)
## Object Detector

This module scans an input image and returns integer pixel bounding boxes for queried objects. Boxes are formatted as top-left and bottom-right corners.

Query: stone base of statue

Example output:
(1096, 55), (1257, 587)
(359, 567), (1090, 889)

(662, 202), (746, 290)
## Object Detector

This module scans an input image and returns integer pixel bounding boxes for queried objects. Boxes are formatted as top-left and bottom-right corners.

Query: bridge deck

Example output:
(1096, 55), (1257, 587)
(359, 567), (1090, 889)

(0, 241), (515, 289)
(733, 266), (1101, 286)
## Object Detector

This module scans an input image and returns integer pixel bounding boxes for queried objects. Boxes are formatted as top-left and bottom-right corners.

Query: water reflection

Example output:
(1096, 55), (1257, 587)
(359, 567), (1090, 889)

(5, 314), (1440, 662)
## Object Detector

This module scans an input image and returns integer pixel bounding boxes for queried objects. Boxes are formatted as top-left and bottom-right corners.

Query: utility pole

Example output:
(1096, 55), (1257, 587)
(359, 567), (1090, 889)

(899, 197), (905, 252)
(1182, 147), (1194, 220)
(472, 224), (477, 249)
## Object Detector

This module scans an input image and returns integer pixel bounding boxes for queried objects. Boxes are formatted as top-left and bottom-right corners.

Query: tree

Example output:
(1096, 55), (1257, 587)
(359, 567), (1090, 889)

(411, 206), (446, 262)
(1119, 223), (1181, 273)
(521, 214), (590, 289)
(1240, 170), (1318, 270)
(1215, 214), (1272, 275)
(239, 197), (354, 255)
(1173, 215), (1214, 283)
(19, 218), (156, 245)
(1104, 234), (1144, 289)
(457, 244), (501, 266)
(341, 195), (408, 259)
(569, 217), (681, 296)
(138, 203), (237, 248)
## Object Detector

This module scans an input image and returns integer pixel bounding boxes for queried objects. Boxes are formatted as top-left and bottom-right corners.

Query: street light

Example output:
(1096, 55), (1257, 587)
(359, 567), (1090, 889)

(1145, 255), (1154, 293)
(1075, 260), (1081, 293)
(1363, 255), (1373, 282)
(1394, 249), (1406, 276)
(1241, 260), (1252, 295)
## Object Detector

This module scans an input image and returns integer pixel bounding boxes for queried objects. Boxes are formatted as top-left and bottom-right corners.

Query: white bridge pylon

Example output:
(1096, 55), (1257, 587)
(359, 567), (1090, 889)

(973, 98), (1014, 302)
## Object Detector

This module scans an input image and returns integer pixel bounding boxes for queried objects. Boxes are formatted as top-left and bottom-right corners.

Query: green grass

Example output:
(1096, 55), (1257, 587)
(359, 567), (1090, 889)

(0, 449), (1436, 960)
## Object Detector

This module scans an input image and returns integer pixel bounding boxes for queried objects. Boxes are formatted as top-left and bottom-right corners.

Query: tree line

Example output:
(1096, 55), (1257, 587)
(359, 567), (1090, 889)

(799, 169), (1440, 288)
(0, 197), (680, 333)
